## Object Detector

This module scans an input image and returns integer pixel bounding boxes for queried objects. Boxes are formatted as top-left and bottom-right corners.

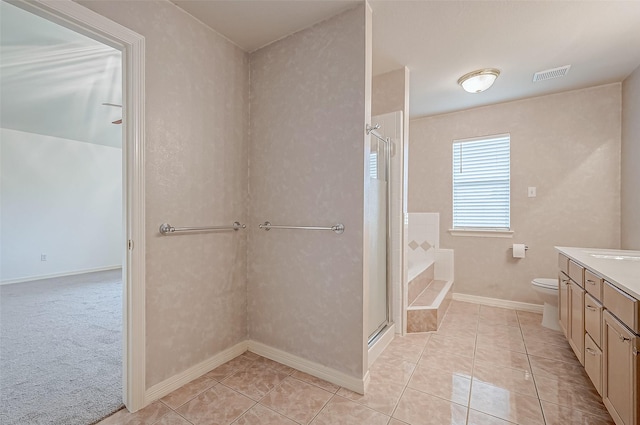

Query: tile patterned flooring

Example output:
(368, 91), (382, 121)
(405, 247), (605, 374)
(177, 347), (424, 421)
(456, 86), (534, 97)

(98, 301), (615, 425)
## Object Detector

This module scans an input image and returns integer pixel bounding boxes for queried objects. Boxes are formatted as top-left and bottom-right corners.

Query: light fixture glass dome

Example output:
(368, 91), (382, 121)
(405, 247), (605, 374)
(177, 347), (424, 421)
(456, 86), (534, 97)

(457, 68), (500, 93)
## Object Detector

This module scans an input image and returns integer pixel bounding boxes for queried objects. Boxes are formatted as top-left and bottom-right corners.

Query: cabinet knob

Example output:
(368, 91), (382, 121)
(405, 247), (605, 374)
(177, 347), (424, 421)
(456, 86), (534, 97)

(585, 347), (597, 356)
(586, 305), (597, 311)
(587, 279), (596, 285)
(619, 335), (631, 343)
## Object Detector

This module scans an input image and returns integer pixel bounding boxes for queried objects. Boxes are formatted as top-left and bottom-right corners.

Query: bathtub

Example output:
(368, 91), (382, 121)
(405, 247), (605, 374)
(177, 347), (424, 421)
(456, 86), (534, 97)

(407, 259), (433, 283)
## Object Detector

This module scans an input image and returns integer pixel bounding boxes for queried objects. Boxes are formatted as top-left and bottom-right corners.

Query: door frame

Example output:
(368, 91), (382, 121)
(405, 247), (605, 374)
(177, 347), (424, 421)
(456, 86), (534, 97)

(9, 0), (147, 412)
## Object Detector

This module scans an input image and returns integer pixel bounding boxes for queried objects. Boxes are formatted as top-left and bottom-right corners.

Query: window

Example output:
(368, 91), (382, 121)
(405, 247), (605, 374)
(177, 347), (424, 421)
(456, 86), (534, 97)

(452, 134), (510, 230)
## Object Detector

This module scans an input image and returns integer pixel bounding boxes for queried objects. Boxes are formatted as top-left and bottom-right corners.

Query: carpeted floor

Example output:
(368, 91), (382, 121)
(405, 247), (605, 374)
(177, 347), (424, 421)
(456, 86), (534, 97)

(0, 269), (123, 425)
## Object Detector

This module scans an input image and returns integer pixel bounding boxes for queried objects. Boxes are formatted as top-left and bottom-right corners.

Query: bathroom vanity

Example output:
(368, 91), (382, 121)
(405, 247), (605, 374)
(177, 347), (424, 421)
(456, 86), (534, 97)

(556, 247), (640, 425)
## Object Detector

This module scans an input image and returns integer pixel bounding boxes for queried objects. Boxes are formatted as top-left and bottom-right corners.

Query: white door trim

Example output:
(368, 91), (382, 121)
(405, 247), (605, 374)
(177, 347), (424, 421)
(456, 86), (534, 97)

(10, 0), (147, 412)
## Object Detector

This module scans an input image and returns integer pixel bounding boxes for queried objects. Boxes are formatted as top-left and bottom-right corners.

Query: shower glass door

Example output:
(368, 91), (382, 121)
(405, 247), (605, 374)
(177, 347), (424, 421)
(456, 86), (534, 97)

(367, 133), (389, 343)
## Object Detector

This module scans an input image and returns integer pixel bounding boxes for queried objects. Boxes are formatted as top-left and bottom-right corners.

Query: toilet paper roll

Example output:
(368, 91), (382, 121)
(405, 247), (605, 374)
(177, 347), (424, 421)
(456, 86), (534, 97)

(512, 244), (526, 259)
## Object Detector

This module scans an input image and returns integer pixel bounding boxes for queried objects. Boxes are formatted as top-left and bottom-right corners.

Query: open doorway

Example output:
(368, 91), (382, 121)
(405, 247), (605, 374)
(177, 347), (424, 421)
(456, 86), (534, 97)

(0, 2), (128, 423)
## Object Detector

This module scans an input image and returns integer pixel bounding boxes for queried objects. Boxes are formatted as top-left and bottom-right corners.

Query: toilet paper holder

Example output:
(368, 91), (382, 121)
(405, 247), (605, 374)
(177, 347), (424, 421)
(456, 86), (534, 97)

(509, 245), (529, 251)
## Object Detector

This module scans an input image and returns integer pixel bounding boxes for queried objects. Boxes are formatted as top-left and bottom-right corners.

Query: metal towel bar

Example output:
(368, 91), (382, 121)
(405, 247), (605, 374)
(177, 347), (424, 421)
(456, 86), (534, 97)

(159, 222), (246, 235)
(259, 221), (344, 234)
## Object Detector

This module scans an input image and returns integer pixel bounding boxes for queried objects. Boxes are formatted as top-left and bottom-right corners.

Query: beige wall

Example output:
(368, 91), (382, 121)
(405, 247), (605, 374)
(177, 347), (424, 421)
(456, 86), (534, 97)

(80, 1), (250, 388)
(409, 84), (621, 303)
(248, 5), (368, 378)
(372, 68), (407, 117)
(622, 65), (640, 250)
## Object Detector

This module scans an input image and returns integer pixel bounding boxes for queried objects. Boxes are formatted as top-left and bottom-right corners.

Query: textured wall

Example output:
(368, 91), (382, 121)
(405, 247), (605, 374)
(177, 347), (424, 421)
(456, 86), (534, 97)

(1, 129), (122, 282)
(409, 84), (621, 304)
(372, 68), (405, 117)
(622, 66), (640, 250)
(248, 5), (368, 378)
(79, 1), (250, 388)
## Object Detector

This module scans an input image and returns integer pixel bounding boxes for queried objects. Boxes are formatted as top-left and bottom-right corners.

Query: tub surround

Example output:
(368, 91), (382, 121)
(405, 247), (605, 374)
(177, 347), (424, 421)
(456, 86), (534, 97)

(406, 213), (454, 332)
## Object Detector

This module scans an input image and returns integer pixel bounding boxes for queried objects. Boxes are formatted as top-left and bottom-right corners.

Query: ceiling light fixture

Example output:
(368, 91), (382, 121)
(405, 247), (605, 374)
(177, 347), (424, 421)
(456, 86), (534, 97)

(457, 68), (500, 93)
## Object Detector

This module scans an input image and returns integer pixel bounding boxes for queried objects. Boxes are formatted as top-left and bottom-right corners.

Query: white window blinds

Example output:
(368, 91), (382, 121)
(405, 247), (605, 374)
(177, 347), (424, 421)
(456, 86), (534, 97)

(452, 134), (510, 230)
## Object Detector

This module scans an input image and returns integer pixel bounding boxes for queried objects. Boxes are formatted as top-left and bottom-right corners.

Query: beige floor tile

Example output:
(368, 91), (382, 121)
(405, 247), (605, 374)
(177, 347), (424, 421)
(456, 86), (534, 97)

(259, 377), (332, 424)
(469, 380), (544, 425)
(467, 409), (517, 425)
(388, 420), (410, 425)
(177, 385), (255, 425)
(153, 411), (193, 425)
(424, 333), (476, 358)
(252, 357), (295, 375)
(472, 362), (537, 397)
(392, 387), (468, 425)
(161, 375), (218, 409)
(479, 314), (520, 328)
(447, 301), (481, 315)
(97, 401), (171, 425)
(418, 350), (473, 376)
(233, 403), (298, 425)
(476, 333), (526, 353)
(439, 313), (479, 328)
(516, 311), (544, 326)
(369, 355), (416, 385)
(207, 356), (256, 381)
(479, 306), (518, 319)
(336, 376), (405, 415)
(541, 401), (615, 425)
(310, 395), (390, 425)
(528, 355), (592, 388)
(520, 325), (567, 347)
(400, 332), (431, 345)
(407, 365), (471, 405)
(436, 321), (478, 339)
(477, 323), (523, 340)
(473, 346), (531, 372)
(222, 363), (290, 400)
(380, 338), (427, 362)
(241, 351), (262, 361)
(524, 339), (578, 364)
(290, 370), (340, 393)
(534, 375), (610, 418)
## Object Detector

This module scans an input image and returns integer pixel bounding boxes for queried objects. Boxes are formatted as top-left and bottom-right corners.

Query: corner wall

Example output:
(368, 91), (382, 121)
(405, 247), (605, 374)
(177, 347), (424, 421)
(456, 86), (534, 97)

(248, 5), (369, 379)
(622, 65), (640, 250)
(409, 84), (621, 303)
(79, 0), (250, 388)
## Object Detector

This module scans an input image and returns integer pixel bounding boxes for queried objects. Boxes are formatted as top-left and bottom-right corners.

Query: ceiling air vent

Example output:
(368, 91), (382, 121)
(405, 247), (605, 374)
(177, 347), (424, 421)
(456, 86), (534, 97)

(533, 65), (571, 82)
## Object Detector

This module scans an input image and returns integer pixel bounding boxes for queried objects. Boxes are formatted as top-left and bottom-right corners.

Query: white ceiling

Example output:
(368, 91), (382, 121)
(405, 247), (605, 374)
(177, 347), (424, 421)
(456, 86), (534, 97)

(3, 0), (639, 143)
(174, 0), (640, 119)
(0, 1), (122, 148)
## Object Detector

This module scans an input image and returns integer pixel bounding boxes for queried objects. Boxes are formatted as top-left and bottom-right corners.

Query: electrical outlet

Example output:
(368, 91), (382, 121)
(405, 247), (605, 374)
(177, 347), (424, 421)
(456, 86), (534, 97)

(41, 254), (47, 261)
(528, 187), (537, 198)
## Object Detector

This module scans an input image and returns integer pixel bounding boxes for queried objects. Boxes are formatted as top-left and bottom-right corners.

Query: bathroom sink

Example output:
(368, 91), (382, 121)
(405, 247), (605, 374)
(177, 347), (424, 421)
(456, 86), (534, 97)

(588, 253), (640, 261)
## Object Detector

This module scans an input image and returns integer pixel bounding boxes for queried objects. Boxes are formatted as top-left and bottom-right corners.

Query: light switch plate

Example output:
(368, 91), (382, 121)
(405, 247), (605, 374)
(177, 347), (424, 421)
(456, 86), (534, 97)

(528, 187), (536, 198)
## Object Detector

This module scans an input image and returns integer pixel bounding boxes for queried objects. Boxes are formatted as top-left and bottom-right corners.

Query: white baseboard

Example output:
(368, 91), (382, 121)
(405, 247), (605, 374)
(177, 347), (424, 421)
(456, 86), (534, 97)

(0, 265), (122, 285)
(145, 340), (249, 404)
(247, 340), (367, 394)
(368, 324), (395, 367)
(452, 293), (544, 313)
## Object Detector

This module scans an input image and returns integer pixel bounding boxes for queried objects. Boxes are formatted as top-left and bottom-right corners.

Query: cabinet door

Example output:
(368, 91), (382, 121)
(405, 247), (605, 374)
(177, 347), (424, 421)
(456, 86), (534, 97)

(602, 310), (638, 425)
(569, 281), (585, 365)
(559, 272), (571, 338)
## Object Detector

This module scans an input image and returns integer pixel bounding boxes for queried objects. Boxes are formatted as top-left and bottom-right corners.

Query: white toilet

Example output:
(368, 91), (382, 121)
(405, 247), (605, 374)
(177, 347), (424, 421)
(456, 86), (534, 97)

(531, 278), (560, 331)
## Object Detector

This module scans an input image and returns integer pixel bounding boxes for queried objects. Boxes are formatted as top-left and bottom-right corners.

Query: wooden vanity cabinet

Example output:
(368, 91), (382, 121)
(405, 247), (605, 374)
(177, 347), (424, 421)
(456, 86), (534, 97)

(569, 280), (585, 365)
(557, 248), (640, 425)
(559, 272), (571, 337)
(602, 310), (639, 425)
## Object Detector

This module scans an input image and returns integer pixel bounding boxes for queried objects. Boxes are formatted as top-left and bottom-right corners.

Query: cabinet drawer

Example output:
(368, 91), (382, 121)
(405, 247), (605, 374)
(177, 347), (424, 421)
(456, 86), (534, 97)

(584, 332), (602, 396)
(569, 260), (584, 287)
(585, 293), (603, 347)
(602, 310), (639, 425)
(584, 269), (603, 301)
(569, 281), (585, 365)
(603, 282), (640, 334)
(558, 253), (569, 274)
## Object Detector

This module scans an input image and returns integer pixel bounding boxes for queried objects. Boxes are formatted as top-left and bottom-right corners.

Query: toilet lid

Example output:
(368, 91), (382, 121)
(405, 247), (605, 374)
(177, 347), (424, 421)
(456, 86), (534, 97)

(533, 278), (557, 289)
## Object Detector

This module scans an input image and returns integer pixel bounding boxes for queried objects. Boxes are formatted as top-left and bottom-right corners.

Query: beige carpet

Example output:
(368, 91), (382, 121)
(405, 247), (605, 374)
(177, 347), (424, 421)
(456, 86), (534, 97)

(0, 269), (123, 425)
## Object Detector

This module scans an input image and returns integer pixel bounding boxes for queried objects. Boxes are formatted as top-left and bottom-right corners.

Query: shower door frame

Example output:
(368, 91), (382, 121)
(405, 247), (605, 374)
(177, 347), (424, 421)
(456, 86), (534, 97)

(367, 133), (393, 346)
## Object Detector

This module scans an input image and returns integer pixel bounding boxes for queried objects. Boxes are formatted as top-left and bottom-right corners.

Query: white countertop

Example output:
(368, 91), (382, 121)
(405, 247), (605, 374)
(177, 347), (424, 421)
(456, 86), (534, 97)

(556, 247), (640, 300)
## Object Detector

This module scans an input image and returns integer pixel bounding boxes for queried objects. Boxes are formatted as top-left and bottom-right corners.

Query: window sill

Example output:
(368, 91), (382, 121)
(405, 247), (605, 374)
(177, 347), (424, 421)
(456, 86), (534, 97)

(448, 229), (514, 238)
